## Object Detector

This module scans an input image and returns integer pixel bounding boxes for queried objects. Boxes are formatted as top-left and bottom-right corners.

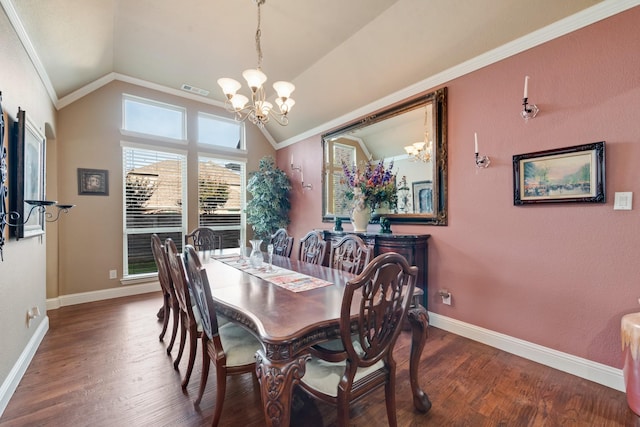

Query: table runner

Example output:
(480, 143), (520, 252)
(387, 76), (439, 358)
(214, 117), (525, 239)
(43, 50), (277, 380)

(212, 254), (332, 293)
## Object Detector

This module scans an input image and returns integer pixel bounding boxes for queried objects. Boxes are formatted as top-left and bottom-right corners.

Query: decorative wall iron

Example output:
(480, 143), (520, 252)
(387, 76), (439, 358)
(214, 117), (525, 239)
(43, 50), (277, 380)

(0, 92), (74, 261)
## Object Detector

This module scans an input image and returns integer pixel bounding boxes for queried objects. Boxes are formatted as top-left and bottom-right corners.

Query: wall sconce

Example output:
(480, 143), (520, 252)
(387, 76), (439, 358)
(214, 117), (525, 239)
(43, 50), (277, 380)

(290, 155), (301, 172)
(301, 171), (312, 190)
(474, 133), (490, 168)
(290, 155), (311, 189)
(521, 75), (539, 120)
(1, 200), (75, 227)
(0, 200), (74, 261)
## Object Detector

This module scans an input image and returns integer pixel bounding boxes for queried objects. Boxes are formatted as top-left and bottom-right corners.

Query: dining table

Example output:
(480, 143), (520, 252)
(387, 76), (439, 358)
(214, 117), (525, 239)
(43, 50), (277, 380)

(201, 252), (431, 427)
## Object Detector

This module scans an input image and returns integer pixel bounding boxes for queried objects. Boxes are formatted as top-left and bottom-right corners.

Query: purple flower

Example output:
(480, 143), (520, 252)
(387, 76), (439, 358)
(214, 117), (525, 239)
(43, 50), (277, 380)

(341, 159), (397, 209)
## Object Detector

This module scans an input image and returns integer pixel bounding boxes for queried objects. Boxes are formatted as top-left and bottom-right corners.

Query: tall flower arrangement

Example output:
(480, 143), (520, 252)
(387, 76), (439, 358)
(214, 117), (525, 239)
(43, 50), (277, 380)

(342, 159), (397, 211)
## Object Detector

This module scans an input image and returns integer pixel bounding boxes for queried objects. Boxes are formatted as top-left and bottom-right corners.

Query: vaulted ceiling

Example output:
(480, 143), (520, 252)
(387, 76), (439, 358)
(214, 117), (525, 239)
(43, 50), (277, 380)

(5, 0), (628, 145)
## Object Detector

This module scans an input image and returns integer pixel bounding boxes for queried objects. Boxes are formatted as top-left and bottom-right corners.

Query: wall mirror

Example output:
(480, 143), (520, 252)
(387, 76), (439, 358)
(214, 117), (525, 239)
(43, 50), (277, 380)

(322, 87), (447, 225)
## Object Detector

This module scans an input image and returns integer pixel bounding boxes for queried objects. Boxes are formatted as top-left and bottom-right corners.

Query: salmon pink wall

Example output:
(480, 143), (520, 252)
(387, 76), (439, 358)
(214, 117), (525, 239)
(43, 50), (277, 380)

(278, 7), (640, 369)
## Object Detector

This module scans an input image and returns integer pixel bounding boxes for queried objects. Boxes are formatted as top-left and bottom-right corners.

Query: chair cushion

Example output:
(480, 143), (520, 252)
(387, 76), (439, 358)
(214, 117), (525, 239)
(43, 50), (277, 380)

(302, 341), (385, 397)
(218, 323), (261, 367)
(192, 303), (231, 338)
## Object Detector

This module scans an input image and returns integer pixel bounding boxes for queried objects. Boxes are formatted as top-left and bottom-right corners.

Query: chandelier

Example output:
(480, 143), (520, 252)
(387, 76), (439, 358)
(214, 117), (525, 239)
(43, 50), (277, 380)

(404, 141), (431, 162)
(217, 0), (295, 129)
(404, 105), (432, 162)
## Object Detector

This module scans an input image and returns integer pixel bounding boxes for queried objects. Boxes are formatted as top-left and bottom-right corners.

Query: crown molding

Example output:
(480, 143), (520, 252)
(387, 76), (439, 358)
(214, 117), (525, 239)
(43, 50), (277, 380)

(5, 0), (638, 149)
(1, 0), (58, 104)
(276, 0), (640, 149)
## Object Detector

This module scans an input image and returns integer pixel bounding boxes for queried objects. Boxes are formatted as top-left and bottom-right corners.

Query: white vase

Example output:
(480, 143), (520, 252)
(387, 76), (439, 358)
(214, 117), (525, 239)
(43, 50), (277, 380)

(351, 199), (371, 232)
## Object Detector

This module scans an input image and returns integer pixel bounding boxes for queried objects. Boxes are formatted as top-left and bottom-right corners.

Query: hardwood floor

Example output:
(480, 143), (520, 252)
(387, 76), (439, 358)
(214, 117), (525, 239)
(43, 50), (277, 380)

(1, 292), (637, 426)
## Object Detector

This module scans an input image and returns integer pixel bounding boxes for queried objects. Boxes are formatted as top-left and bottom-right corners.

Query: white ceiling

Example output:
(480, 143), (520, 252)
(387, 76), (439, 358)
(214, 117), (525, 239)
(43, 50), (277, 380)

(5, 0), (634, 145)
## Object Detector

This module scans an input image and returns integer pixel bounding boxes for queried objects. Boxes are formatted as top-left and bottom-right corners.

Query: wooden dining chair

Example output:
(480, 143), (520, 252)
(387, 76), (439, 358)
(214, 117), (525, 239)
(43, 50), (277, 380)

(298, 230), (327, 265)
(165, 237), (202, 389)
(329, 234), (371, 275)
(183, 245), (262, 426)
(298, 252), (418, 427)
(151, 234), (180, 354)
(269, 228), (294, 258)
(185, 227), (222, 252)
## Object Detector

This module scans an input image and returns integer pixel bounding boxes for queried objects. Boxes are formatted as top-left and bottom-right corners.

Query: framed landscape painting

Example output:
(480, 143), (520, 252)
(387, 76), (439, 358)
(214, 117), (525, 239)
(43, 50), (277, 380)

(513, 142), (605, 205)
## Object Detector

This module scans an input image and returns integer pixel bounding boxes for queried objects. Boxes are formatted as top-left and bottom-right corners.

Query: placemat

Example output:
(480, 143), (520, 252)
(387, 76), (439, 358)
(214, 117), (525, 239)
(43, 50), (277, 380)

(212, 254), (332, 292)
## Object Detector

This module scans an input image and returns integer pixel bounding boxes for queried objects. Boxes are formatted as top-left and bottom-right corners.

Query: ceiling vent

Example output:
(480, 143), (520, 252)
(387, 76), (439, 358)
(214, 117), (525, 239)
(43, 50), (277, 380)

(181, 84), (209, 96)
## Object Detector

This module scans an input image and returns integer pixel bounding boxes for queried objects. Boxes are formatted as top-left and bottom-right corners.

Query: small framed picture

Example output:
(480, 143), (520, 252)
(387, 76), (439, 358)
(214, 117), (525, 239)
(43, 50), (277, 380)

(513, 142), (605, 205)
(78, 168), (109, 196)
(412, 180), (433, 214)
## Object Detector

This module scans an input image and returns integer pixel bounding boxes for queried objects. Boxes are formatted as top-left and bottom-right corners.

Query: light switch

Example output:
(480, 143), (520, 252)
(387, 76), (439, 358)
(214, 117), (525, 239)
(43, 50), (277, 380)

(614, 192), (633, 210)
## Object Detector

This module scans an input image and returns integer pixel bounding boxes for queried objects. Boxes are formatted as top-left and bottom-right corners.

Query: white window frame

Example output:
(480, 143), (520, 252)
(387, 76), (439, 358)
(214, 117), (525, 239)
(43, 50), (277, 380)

(197, 111), (247, 154)
(197, 154), (247, 246)
(121, 141), (188, 279)
(122, 94), (187, 142)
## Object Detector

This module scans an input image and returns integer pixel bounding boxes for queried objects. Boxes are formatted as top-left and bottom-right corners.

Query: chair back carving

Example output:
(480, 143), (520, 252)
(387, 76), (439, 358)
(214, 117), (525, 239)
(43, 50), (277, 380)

(269, 228), (294, 258)
(183, 245), (219, 341)
(165, 238), (195, 323)
(151, 234), (174, 300)
(342, 252), (417, 370)
(298, 230), (327, 265)
(329, 234), (371, 275)
(185, 227), (222, 252)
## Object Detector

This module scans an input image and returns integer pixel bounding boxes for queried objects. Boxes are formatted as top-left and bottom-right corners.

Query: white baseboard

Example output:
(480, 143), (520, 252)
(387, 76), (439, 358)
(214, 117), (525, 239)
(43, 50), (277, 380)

(46, 282), (160, 310)
(0, 316), (49, 418)
(428, 312), (625, 392)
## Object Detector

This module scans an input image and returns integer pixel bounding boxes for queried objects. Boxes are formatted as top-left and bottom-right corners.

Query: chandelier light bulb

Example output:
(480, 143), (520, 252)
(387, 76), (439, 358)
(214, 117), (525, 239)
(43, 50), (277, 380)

(242, 69), (267, 92)
(230, 94), (249, 110)
(256, 100), (273, 115)
(275, 97), (295, 114)
(405, 141), (431, 162)
(273, 81), (295, 99)
(217, 78), (241, 98)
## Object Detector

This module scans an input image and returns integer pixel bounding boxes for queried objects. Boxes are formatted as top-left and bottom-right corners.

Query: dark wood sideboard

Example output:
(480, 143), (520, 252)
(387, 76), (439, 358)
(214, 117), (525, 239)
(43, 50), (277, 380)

(321, 230), (430, 307)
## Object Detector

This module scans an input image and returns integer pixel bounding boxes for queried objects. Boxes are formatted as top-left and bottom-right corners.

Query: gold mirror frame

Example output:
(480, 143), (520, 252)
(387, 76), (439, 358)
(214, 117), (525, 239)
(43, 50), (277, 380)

(321, 87), (447, 225)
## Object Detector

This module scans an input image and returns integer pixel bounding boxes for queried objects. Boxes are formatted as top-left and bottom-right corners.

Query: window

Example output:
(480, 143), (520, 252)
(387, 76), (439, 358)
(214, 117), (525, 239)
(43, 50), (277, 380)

(329, 143), (356, 216)
(122, 145), (187, 277)
(197, 112), (244, 150)
(123, 95), (186, 140)
(198, 156), (245, 248)
(120, 95), (248, 280)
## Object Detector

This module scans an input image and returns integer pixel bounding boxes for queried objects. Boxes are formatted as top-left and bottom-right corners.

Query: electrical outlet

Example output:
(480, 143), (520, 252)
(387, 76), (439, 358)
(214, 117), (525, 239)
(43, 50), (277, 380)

(26, 306), (41, 328)
(438, 289), (452, 305)
(109, 270), (117, 279)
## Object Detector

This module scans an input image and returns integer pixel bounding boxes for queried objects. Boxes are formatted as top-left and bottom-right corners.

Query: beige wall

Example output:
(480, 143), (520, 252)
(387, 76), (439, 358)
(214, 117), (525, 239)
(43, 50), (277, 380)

(54, 80), (274, 297)
(0, 7), (57, 393)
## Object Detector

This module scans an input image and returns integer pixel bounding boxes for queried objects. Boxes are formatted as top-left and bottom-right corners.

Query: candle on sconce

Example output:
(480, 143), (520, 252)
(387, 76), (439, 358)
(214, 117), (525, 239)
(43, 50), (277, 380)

(523, 76), (529, 99)
(290, 154), (294, 165)
(301, 171), (304, 183)
(474, 132), (478, 154)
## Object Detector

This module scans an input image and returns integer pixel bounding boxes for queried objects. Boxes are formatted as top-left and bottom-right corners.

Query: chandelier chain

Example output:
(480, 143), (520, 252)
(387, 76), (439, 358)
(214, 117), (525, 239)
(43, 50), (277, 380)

(255, 0), (263, 69)
(217, 0), (295, 128)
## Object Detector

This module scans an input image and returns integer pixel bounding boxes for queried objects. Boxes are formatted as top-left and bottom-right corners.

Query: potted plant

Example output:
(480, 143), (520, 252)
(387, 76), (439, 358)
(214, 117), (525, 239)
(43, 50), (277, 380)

(246, 156), (292, 242)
